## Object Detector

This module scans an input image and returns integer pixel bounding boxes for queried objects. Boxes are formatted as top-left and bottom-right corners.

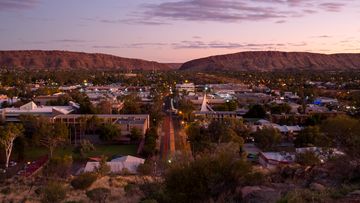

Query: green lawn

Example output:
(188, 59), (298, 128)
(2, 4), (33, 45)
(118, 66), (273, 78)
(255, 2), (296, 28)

(19, 144), (138, 161)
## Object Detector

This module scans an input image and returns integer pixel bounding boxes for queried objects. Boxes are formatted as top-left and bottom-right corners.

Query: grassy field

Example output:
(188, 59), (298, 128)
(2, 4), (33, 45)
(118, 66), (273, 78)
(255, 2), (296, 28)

(17, 144), (138, 161)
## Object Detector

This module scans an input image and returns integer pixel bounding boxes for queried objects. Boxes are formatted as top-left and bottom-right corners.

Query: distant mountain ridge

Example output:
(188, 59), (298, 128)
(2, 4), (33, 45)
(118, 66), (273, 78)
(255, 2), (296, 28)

(0, 50), (171, 70)
(179, 51), (360, 71)
(1, 50), (360, 71)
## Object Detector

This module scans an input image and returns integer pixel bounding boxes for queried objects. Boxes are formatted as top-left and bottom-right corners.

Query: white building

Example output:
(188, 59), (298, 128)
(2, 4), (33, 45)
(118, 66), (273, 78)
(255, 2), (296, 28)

(176, 83), (195, 93)
(252, 119), (302, 134)
(0, 101), (78, 122)
(83, 155), (145, 174)
(0, 95), (18, 107)
(259, 152), (295, 170)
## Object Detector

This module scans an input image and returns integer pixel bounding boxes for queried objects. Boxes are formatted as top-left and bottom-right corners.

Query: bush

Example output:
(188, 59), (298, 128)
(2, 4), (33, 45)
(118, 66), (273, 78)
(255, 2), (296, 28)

(71, 173), (97, 190)
(86, 188), (111, 203)
(0, 187), (11, 195)
(98, 123), (121, 141)
(129, 127), (143, 142)
(139, 182), (166, 202)
(124, 183), (140, 197)
(96, 156), (110, 176)
(279, 189), (331, 203)
(41, 182), (67, 203)
(296, 151), (321, 166)
(140, 199), (158, 203)
(44, 155), (73, 178)
(74, 139), (96, 157)
(137, 162), (154, 175)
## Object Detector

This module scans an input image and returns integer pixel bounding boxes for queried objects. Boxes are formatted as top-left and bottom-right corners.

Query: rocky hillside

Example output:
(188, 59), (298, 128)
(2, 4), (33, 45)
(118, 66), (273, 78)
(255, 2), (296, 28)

(180, 51), (360, 71)
(0, 50), (170, 70)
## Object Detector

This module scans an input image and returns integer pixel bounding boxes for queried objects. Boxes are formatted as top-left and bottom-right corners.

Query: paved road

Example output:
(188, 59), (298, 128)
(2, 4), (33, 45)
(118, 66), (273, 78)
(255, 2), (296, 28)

(159, 96), (191, 162)
(160, 115), (175, 161)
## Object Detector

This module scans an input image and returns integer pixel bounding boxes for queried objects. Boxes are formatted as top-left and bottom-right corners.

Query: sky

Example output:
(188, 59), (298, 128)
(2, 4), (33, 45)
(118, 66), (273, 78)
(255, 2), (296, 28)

(0, 0), (359, 62)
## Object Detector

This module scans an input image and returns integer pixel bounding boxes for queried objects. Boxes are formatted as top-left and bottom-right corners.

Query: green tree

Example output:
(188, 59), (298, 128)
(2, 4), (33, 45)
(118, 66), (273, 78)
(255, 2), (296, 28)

(177, 99), (195, 121)
(253, 127), (281, 151)
(98, 123), (121, 141)
(0, 123), (24, 168)
(19, 115), (38, 142)
(37, 120), (69, 158)
(96, 156), (110, 176)
(296, 151), (321, 166)
(207, 120), (244, 146)
(321, 115), (360, 158)
(186, 122), (210, 154)
(244, 104), (266, 118)
(41, 182), (67, 203)
(129, 127), (143, 142)
(213, 100), (238, 111)
(142, 127), (158, 157)
(294, 126), (331, 148)
(86, 115), (102, 135)
(97, 100), (112, 114)
(164, 145), (253, 203)
(270, 103), (291, 114)
(121, 94), (141, 114)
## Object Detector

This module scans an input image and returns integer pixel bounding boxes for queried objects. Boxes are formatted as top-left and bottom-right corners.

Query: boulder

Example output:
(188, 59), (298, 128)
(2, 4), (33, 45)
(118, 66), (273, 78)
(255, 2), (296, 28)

(348, 190), (360, 196)
(309, 182), (326, 192)
(242, 186), (281, 203)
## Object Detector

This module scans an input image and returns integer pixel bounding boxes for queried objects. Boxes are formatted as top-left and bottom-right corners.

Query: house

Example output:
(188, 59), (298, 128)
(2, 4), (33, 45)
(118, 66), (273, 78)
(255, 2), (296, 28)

(259, 152), (295, 170)
(313, 97), (339, 106)
(0, 101), (78, 122)
(83, 155), (145, 174)
(296, 147), (345, 162)
(252, 119), (302, 135)
(305, 104), (329, 114)
(236, 93), (273, 104)
(209, 83), (251, 94)
(53, 114), (150, 143)
(34, 92), (66, 105)
(176, 83), (195, 93)
(0, 95), (18, 107)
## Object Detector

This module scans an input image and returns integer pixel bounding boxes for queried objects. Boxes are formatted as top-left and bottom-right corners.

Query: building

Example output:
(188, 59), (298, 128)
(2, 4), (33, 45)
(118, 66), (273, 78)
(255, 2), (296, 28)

(176, 83), (195, 93)
(252, 119), (302, 135)
(34, 93), (66, 105)
(83, 155), (145, 174)
(0, 95), (18, 107)
(193, 93), (244, 120)
(236, 93), (273, 104)
(296, 147), (345, 162)
(209, 83), (251, 94)
(194, 111), (243, 120)
(0, 101), (78, 122)
(53, 114), (150, 143)
(314, 97), (339, 106)
(259, 152), (295, 170)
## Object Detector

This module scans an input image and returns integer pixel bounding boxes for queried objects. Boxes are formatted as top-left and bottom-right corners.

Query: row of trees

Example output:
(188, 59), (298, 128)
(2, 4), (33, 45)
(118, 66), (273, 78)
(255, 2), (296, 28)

(0, 118), (68, 168)
(142, 144), (264, 202)
(186, 118), (249, 154)
(295, 115), (360, 158)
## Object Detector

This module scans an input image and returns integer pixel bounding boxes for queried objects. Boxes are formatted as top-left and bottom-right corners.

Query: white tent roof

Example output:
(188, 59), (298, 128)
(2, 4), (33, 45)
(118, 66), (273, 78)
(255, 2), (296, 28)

(83, 156), (145, 174)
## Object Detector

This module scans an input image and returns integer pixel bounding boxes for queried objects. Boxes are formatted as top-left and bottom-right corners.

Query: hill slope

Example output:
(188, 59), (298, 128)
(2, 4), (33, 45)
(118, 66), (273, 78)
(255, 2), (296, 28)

(0, 50), (170, 70)
(180, 51), (360, 71)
